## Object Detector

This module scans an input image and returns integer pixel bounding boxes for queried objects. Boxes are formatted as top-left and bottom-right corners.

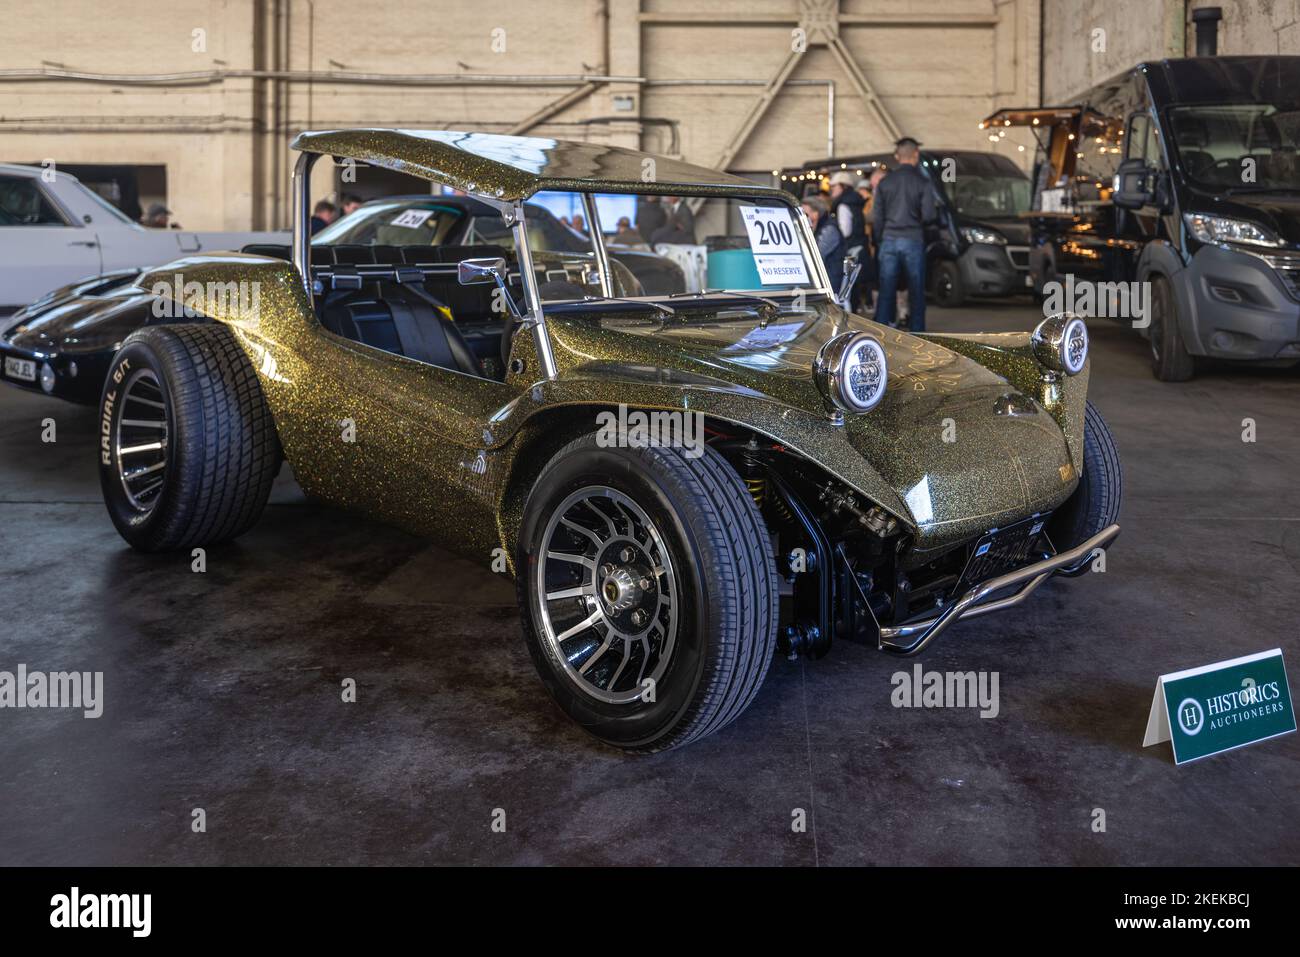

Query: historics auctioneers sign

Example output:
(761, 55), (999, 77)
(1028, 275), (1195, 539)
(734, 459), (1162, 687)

(1143, 649), (1295, 764)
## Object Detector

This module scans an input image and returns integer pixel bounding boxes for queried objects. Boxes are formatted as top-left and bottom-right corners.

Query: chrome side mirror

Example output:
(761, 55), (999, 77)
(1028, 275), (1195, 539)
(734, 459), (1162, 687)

(457, 256), (521, 320)
(458, 257), (507, 285)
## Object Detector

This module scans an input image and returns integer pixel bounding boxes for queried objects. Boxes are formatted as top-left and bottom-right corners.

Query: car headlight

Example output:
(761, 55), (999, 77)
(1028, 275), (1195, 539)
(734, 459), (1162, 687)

(814, 331), (888, 417)
(1183, 212), (1280, 248)
(1032, 315), (1088, 376)
(960, 226), (1007, 246)
(39, 361), (56, 394)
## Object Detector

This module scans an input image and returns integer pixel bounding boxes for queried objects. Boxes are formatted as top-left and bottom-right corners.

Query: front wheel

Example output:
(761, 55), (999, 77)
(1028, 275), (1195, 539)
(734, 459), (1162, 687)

(1048, 400), (1122, 565)
(1149, 275), (1196, 381)
(930, 259), (966, 307)
(517, 434), (778, 752)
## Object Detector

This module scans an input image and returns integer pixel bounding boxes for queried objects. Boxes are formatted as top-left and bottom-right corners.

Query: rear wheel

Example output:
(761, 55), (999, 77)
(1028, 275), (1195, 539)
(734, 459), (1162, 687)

(1149, 275), (1196, 381)
(1048, 400), (1122, 565)
(98, 324), (280, 552)
(517, 434), (778, 752)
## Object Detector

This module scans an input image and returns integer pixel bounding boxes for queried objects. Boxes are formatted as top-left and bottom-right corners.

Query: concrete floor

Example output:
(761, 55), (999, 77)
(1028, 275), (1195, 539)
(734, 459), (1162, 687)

(1, 303), (1297, 866)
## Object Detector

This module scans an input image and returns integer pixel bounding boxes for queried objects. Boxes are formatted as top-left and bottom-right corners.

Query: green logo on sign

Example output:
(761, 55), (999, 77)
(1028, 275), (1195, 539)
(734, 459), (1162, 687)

(1143, 649), (1295, 764)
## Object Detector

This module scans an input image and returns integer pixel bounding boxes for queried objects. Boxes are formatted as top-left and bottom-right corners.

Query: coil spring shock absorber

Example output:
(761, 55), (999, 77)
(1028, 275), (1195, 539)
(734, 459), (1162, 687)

(742, 440), (766, 509)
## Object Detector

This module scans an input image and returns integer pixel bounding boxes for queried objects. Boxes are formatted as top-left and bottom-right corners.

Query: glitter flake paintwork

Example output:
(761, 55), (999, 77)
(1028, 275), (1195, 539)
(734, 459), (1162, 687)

(128, 129), (1094, 577)
(135, 253), (1088, 575)
(290, 129), (776, 201)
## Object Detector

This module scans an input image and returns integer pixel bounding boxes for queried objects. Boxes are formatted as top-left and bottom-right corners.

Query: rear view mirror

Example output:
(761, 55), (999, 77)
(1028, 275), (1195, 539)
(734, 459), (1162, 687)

(1113, 157), (1155, 210)
(458, 257), (507, 285)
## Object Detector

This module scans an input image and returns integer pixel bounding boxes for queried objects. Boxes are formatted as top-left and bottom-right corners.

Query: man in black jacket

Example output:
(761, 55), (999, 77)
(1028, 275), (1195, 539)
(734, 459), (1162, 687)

(870, 137), (936, 331)
(636, 196), (667, 243)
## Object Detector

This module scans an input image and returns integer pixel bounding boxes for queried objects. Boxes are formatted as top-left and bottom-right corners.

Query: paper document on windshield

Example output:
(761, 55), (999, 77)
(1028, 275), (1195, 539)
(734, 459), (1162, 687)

(740, 206), (809, 286)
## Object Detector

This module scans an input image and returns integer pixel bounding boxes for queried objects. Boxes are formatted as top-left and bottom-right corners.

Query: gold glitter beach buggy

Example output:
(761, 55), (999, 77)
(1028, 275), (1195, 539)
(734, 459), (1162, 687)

(95, 129), (1120, 751)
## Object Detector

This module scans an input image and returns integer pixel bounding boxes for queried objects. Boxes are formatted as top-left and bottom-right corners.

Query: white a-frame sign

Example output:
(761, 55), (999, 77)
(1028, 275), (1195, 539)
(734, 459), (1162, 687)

(1143, 648), (1295, 765)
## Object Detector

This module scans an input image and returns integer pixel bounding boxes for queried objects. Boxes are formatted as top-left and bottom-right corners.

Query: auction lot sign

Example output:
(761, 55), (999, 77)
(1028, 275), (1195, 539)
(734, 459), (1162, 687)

(1144, 649), (1295, 764)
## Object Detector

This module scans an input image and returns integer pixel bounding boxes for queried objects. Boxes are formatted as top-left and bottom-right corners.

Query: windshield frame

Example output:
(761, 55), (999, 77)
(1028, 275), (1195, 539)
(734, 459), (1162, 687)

(520, 186), (833, 306)
(290, 149), (833, 384)
(511, 187), (833, 380)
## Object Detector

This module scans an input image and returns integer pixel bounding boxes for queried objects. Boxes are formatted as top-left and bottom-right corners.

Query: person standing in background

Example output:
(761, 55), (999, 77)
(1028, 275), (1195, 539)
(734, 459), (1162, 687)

(141, 203), (172, 228)
(612, 216), (643, 245)
(636, 195), (666, 243)
(802, 196), (844, 292)
(828, 171), (867, 308)
(870, 138), (935, 331)
(662, 196), (696, 243)
(828, 171), (866, 250)
(649, 211), (692, 246)
(859, 169), (889, 314)
(310, 200), (338, 235)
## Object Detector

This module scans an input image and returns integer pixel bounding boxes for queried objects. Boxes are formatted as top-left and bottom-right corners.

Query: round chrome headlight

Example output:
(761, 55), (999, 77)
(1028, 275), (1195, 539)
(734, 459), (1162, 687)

(814, 331), (888, 417)
(1032, 314), (1088, 376)
(39, 361), (56, 394)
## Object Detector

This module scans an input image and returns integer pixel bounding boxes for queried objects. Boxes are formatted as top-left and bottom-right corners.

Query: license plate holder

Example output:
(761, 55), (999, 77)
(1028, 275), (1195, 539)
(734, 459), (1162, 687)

(4, 356), (36, 382)
(957, 514), (1053, 591)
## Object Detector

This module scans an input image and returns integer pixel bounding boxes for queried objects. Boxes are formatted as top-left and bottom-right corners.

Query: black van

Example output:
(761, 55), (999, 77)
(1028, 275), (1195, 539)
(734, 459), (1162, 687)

(781, 150), (1034, 306)
(986, 56), (1300, 380)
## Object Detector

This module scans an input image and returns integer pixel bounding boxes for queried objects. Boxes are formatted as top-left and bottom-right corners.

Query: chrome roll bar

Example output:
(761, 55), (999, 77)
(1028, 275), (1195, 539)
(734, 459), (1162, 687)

(581, 192), (614, 298)
(509, 202), (558, 380)
(291, 151), (318, 301)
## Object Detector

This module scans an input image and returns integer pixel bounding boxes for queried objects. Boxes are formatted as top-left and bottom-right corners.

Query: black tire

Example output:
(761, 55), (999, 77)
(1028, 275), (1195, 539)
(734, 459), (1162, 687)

(98, 324), (281, 552)
(1149, 275), (1196, 381)
(1047, 400), (1122, 563)
(931, 259), (966, 307)
(517, 434), (778, 753)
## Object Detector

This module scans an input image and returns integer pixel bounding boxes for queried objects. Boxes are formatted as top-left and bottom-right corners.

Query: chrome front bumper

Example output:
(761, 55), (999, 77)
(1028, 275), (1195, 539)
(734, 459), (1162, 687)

(877, 524), (1121, 656)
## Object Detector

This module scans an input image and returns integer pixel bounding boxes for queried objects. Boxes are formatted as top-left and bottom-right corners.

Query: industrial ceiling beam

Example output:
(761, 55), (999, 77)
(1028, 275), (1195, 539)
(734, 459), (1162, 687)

(667, 0), (906, 178)
(825, 35), (901, 142)
(637, 12), (997, 27)
(507, 81), (603, 135)
(708, 48), (802, 177)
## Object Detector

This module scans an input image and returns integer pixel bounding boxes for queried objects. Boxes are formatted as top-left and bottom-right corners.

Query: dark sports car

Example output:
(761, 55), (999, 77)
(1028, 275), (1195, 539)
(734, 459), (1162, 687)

(312, 194), (687, 296)
(1, 270), (152, 403)
(1, 195), (685, 403)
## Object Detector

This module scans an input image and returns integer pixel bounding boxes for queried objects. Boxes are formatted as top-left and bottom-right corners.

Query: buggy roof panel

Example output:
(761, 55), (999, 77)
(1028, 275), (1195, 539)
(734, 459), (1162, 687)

(291, 129), (776, 202)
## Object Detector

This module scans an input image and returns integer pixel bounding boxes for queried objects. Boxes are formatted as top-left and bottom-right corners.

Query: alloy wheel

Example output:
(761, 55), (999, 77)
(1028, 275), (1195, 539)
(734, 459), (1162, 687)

(114, 368), (171, 514)
(536, 486), (679, 705)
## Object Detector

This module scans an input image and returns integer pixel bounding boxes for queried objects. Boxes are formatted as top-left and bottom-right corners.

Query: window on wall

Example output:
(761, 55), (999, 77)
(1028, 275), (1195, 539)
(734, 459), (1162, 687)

(47, 164), (166, 222)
